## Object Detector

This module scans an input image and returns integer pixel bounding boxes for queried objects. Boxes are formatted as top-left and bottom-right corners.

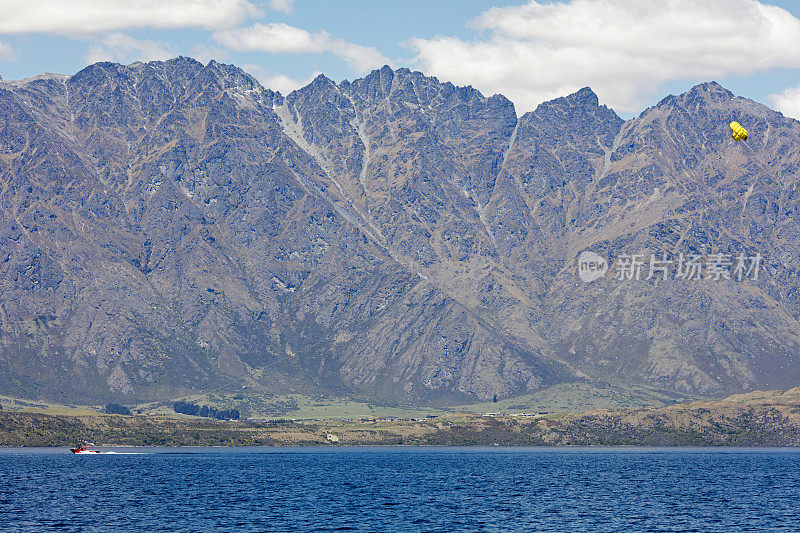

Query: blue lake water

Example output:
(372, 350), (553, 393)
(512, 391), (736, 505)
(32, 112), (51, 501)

(1, 447), (799, 532)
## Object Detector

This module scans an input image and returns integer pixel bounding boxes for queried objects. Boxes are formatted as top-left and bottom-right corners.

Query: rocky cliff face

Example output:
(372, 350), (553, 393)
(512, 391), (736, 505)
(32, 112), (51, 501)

(0, 58), (798, 403)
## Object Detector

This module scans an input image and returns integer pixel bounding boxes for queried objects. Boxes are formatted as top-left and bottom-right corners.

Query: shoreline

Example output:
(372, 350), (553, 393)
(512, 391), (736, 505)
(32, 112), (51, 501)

(6, 444), (800, 450)
(3, 387), (800, 447)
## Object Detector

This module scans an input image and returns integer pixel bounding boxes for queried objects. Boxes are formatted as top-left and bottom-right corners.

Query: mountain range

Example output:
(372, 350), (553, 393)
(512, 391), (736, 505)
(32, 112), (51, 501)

(1, 57), (799, 405)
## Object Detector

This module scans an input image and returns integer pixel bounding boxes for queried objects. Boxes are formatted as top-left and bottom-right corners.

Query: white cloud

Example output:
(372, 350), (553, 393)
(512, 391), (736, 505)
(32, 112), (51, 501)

(191, 44), (230, 64)
(0, 0), (261, 35)
(85, 33), (174, 64)
(0, 40), (14, 62)
(216, 23), (319, 54)
(409, 0), (800, 114)
(214, 23), (388, 73)
(243, 63), (316, 94)
(770, 84), (800, 120)
(268, 0), (294, 14)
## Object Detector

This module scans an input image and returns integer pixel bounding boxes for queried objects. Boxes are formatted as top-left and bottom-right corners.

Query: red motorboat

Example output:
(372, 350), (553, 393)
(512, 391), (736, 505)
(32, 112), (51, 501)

(70, 445), (100, 454)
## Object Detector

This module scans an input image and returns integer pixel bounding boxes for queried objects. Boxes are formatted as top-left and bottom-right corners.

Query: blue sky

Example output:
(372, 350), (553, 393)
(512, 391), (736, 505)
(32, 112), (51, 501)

(2, 0), (800, 119)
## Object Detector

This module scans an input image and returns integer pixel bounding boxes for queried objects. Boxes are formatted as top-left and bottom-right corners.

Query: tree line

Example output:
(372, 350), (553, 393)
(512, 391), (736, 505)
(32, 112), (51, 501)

(173, 401), (240, 420)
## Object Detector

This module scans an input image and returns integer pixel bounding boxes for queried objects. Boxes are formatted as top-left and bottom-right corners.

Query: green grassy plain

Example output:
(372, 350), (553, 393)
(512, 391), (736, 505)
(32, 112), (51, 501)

(3, 388), (800, 447)
(2, 381), (700, 422)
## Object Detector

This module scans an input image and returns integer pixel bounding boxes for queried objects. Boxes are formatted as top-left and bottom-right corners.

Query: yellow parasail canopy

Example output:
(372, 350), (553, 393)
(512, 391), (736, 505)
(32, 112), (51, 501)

(730, 121), (748, 141)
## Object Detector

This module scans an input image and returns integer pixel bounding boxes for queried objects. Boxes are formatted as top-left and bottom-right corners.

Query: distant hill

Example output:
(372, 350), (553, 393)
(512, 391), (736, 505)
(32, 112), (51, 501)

(1, 58), (799, 405)
(3, 388), (800, 447)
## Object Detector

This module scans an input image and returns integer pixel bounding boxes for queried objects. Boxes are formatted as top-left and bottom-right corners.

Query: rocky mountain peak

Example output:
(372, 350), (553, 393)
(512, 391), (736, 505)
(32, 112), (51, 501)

(652, 81), (736, 115)
(132, 56), (204, 76)
(1, 58), (800, 407)
(570, 86), (600, 107)
(519, 86), (623, 154)
(677, 81), (736, 111)
(196, 59), (263, 91)
(308, 73), (335, 88)
(352, 64), (398, 99)
(378, 64), (395, 78)
(688, 80), (734, 97)
(529, 86), (620, 123)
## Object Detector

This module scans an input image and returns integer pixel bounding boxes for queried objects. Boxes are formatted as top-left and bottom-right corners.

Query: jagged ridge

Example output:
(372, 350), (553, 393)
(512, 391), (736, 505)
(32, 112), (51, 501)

(1, 58), (799, 405)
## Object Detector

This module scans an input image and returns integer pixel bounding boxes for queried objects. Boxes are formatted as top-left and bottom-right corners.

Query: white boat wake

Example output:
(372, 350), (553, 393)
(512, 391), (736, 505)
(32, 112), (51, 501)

(71, 450), (145, 455)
